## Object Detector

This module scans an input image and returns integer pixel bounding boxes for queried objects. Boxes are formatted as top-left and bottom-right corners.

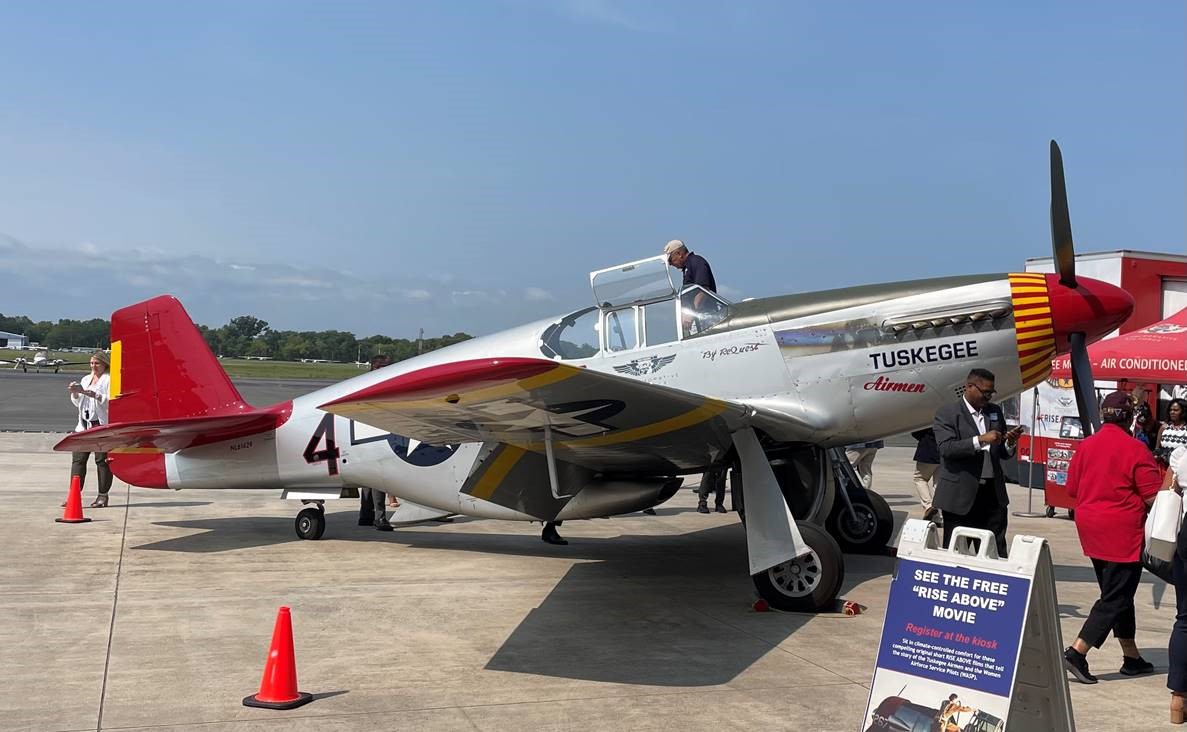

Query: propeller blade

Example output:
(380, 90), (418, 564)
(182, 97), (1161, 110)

(1050, 140), (1077, 288)
(1068, 332), (1099, 436)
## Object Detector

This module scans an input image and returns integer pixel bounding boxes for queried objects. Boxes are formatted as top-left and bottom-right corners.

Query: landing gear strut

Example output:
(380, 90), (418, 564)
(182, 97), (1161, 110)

(294, 503), (326, 540)
(731, 430), (845, 612)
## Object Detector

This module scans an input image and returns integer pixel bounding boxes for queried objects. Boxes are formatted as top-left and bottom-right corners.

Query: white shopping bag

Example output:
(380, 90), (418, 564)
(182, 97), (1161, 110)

(1145, 489), (1183, 562)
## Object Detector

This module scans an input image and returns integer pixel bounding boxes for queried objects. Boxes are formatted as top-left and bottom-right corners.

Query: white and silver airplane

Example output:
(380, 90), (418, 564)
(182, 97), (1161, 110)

(3, 350), (83, 373)
(58, 142), (1131, 611)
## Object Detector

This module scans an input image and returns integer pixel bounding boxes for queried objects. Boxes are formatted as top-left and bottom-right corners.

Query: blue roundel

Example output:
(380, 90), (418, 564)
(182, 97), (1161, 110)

(386, 434), (459, 467)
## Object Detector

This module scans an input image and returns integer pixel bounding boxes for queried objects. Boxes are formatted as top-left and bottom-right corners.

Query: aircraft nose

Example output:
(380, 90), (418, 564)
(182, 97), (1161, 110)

(1044, 273), (1134, 354)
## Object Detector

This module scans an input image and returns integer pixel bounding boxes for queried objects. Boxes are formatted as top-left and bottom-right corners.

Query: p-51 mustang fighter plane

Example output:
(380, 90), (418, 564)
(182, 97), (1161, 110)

(58, 142), (1132, 611)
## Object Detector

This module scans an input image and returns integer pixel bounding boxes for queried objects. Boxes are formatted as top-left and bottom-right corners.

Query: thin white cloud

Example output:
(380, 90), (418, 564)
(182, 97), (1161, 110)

(561, 0), (653, 32)
(0, 234), (573, 338)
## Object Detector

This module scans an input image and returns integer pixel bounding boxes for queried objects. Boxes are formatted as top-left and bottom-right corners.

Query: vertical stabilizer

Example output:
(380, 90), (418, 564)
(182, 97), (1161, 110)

(109, 295), (247, 423)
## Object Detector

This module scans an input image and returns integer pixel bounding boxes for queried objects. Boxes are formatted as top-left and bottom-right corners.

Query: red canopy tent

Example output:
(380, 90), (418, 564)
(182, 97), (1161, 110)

(1050, 307), (1187, 383)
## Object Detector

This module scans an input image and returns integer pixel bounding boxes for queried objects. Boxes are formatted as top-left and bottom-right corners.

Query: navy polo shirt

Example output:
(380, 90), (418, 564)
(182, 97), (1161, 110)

(681, 252), (717, 293)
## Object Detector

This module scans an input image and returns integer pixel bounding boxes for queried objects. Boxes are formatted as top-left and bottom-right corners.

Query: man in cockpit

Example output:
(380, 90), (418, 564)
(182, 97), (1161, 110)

(664, 239), (717, 303)
(665, 239), (720, 338)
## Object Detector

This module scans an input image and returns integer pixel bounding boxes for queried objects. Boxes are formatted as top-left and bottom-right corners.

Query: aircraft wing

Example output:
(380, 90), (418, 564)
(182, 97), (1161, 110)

(321, 357), (749, 474)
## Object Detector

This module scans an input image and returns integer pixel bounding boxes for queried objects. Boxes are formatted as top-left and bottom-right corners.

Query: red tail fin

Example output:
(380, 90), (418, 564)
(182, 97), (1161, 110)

(110, 295), (247, 422)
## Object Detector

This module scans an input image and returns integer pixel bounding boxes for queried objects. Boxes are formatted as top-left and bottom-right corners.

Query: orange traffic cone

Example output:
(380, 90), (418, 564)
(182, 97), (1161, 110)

(242, 606), (313, 709)
(56, 476), (92, 524)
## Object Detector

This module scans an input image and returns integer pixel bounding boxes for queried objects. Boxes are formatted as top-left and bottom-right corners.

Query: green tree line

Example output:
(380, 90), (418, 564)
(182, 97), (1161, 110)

(0, 314), (108, 349)
(0, 312), (471, 363)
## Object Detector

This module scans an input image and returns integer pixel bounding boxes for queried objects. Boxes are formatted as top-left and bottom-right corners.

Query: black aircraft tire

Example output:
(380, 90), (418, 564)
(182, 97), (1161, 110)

(827, 490), (894, 554)
(295, 507), (325, 541)
(751, 522), (845, 613)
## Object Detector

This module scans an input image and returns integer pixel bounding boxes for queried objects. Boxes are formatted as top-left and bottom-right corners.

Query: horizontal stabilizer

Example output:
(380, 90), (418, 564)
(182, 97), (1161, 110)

(54, 405), (290, 454)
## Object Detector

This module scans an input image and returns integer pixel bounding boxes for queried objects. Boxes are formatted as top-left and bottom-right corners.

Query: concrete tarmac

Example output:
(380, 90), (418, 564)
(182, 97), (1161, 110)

(2, 434), (1177, 731)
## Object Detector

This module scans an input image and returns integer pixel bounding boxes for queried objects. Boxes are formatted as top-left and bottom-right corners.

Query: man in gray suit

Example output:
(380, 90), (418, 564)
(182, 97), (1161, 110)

(932, 368), (1024, 557)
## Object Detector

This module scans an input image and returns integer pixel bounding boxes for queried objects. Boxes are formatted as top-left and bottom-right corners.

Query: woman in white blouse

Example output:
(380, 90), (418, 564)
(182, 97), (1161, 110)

(67, 351), (113, 508)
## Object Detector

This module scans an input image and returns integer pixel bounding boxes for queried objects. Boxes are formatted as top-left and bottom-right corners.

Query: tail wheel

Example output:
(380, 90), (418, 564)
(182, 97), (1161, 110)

(827, 489), (894, 553)
(751, 522), (844, 612)
(295, 507), (326, 540)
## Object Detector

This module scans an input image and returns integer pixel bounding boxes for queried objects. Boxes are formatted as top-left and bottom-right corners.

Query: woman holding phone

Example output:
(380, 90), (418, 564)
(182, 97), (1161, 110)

(66, 351), (113, 508)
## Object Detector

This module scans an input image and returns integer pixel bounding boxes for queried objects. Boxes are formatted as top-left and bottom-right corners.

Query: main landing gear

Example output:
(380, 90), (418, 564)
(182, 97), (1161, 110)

(294, 502), (326, 540)
(750, 522), (845, 612)
(731, 429), (846, 613)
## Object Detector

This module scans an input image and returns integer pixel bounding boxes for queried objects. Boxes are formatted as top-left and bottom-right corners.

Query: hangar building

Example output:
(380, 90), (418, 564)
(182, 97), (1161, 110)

(0, 331), (29, 349)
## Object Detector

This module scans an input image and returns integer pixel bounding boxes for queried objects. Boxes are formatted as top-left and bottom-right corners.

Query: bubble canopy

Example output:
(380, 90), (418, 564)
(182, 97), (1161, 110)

(589, 256), (677, 309)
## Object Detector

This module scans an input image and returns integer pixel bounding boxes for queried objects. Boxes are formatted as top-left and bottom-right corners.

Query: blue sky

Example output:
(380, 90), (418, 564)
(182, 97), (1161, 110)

(0, 1), (1182, 338)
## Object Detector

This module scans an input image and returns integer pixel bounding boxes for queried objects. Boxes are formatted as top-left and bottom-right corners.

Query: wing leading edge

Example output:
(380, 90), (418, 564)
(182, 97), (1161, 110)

(320, 357), (749, 474)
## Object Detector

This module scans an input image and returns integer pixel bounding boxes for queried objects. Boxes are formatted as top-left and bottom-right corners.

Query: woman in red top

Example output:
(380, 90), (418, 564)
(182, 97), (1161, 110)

(1062, 391), (1163, 684)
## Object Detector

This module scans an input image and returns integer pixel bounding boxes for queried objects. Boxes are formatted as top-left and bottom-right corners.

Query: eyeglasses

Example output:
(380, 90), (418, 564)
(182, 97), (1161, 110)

(968, 383), (996, 397)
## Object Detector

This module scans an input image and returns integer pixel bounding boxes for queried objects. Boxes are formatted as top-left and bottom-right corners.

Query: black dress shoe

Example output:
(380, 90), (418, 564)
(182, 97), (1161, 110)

(1121, 656), (1155, 676)
(374, 520), (394, 532)
(1064, 647), (1098, 684)
(714, 505), (727, 513)
(542, 532), (568, 545)
(697, 504), (710, 514)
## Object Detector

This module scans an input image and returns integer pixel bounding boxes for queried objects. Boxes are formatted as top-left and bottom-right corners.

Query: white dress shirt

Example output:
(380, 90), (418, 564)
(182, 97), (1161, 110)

(70, 372), (110, 432)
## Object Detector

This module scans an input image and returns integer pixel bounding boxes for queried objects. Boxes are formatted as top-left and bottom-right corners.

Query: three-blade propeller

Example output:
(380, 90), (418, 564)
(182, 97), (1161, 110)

(1050, 140), (1100, 436)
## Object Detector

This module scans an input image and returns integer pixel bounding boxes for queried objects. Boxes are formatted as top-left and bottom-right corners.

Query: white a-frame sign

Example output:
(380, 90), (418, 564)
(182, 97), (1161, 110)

(859, 520), (1074, 731)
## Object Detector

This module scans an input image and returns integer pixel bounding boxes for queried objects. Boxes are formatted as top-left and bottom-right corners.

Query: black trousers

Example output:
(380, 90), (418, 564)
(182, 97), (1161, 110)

(941, 480), (1008, 558)
(1170, 545), (1187, 691)
(698, 466), (726, 507)
(1077, 558), (1142, 649)
(358, 487), (388, 525)
(71, 451), (113, 496)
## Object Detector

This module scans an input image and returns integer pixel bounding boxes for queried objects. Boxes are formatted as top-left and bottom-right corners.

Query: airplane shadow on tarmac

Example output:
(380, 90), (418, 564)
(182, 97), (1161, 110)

(129, 508), (1131, 687)
(484, 532), (902, 686)
(122, 501), (212, 509)
(131, 511), (899, 686)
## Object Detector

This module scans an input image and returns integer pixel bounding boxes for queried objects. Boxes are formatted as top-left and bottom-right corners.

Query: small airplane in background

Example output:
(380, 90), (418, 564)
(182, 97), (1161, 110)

(58, 142), (1130, 612)
(2, 350), (86, 373)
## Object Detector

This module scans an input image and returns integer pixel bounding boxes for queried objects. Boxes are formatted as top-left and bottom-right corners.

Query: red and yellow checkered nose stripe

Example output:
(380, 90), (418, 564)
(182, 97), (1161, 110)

(1009, 273), (1056, 388)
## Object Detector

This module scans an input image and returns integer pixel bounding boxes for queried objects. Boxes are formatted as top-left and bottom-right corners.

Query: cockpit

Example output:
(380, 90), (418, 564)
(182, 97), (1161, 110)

(539, 255), (731, 361)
